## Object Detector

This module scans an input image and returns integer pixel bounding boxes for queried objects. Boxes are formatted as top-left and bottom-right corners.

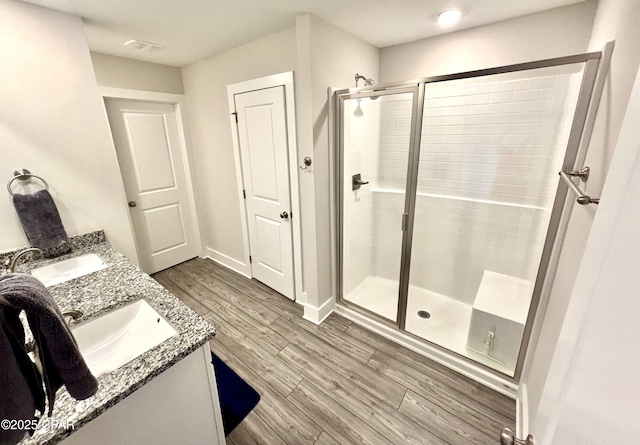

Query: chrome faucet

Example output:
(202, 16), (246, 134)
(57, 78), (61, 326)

(8, 247), (43, 273)
(62, 309), (83, 321)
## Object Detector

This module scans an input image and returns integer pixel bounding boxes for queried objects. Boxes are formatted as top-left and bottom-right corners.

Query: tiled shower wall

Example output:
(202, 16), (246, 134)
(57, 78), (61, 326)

(342, 99), (382, 296)
(372, 71), (581, 305)
(342, 70), (581, 306)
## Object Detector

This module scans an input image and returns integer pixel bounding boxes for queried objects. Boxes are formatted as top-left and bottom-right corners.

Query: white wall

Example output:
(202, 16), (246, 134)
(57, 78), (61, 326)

(379, 1), (597, 83)
(296, 14), (379, 319)
(0, 0), (137, 262)
(524, 0), (640, 430)
(182, 16), (378, 319)
(181, 28), (297, 269)
(530, 49), (640, 445)
(90, 52), (185, 94)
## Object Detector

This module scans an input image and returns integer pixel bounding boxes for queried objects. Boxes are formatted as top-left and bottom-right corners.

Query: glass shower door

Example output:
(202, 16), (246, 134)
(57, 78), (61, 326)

(339, 88), (417, 323)
(403, 63), (590, 375)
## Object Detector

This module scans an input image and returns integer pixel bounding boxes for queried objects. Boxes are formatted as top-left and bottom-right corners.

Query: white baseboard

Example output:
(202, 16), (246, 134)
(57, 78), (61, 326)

(203, 247), (251, 278)
(334, 304), (518, 398)
(303, 297), (336, 325)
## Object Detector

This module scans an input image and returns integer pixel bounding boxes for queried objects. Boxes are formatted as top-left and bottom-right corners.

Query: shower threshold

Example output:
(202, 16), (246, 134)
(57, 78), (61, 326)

(343, 276), (513, 375)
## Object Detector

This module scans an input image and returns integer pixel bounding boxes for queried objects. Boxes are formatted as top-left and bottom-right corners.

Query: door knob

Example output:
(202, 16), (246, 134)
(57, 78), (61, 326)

(280, 211), (289, 219)
(500, 428), (534, 445)
(128, 201), (137, 207)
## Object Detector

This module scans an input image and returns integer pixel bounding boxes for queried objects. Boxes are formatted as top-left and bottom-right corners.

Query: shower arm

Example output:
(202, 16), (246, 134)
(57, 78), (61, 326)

(355, 73), (375, 87)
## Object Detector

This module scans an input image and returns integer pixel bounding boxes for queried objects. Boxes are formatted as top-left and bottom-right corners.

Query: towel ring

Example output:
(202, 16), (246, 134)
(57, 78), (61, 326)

(7, 168), (49, 196)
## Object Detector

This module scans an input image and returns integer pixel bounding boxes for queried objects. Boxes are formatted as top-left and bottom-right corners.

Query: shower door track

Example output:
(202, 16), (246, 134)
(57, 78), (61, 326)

(334, 46), (611, 384)
(337, 51), (602, 96)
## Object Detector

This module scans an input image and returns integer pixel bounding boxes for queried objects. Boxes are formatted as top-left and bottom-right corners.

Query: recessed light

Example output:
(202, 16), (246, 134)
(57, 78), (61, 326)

(437, 9), (463, 27)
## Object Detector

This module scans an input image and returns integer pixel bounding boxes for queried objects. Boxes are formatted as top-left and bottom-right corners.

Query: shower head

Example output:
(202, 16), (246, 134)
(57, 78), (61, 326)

(355, 73), (376, 87)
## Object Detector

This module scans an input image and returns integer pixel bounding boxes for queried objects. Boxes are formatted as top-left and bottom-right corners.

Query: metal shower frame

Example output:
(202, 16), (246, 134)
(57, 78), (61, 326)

(333, 43), (613, 382)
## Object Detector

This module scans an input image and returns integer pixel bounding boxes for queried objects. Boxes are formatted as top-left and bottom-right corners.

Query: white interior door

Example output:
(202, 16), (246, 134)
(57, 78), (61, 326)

(105, 99), (198, 274)
(234, 86), (295, 299)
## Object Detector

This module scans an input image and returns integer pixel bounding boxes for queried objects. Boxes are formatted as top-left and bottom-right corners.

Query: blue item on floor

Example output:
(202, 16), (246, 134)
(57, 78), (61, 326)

(211, 351), (260, 435)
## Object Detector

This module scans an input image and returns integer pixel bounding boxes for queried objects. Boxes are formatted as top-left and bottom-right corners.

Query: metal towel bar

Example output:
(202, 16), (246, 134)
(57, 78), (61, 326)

(7, 168), (49, 196)
(559, 166), (599, 205)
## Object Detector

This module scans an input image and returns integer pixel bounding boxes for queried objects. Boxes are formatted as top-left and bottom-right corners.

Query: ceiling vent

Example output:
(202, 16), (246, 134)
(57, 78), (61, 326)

(124, 39), (165, 51)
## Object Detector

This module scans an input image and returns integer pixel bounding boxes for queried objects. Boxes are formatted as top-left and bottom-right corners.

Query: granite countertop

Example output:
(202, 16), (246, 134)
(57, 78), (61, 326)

(2, 231), (216, 445)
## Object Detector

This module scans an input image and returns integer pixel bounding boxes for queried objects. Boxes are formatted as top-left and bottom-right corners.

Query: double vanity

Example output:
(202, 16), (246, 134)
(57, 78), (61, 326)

(1, 231), (225, 445)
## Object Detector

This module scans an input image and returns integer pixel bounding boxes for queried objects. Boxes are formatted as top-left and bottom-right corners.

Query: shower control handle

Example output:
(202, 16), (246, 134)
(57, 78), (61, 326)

(352, 173), (369, 191)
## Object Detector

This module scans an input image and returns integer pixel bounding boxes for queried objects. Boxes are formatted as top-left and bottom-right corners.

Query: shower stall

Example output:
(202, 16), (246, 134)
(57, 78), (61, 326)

(334, 49), (610, 379)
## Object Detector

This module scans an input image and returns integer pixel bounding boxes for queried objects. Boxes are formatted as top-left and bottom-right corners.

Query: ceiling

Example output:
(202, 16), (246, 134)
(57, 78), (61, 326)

(22, 0), (587, 67)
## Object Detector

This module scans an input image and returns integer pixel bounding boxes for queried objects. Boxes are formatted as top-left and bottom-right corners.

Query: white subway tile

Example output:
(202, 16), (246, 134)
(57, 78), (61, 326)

(433, 115), (466, 126)
(463, 114), (489, 125)
(524, 99), (554, 112)
(505, 112), (540, 123)
(478, 83), (503, 94)
(516, 122), (547, 134)
(527, 76), (557, 89)
(501, 80), (529, 92)
(392, 108), (413, 119)
(535, 110), (565, 122)
(489, 91), (514, 103)
(465, 94), (490, 105)
(394, 100), (413, 110)
(394, 117), (412, 128)
(442, 105), (477, 116)
(499, 102), (525, 113)
(537, 88), (559, 100)
(427, 96), (463, 107)
(513, 90), (540, 102)
(477, 103), (501, 114)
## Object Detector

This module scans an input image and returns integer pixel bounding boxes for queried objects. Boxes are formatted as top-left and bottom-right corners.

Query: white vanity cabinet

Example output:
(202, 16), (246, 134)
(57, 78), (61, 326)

(61, 344), (225, 445)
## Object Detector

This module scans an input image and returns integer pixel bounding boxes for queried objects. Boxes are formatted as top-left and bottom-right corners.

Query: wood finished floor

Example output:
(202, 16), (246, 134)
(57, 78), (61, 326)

(152, 258), (516, 445)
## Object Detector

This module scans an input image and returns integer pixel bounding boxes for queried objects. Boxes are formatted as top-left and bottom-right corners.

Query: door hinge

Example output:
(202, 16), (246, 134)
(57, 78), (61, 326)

(242, 189), (246, 199)
(231, 111), (238, 124)
(249, 255), (252, 263)
(402, 213), (408, 231)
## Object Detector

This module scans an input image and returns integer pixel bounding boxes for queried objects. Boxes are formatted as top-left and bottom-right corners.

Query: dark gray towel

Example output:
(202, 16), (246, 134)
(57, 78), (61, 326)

(0, 307), (45, 444)
(12, 190), (68, 249)
(0, 274), (98, 418)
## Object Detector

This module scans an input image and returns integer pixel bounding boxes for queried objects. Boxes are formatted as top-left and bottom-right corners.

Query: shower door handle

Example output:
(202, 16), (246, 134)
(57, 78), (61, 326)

(352, 173), (369, 191)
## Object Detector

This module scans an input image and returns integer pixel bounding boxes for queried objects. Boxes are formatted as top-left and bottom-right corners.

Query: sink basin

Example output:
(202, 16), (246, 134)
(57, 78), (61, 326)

(31, 253), (108, 287)
(72, 299), (177, 378)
